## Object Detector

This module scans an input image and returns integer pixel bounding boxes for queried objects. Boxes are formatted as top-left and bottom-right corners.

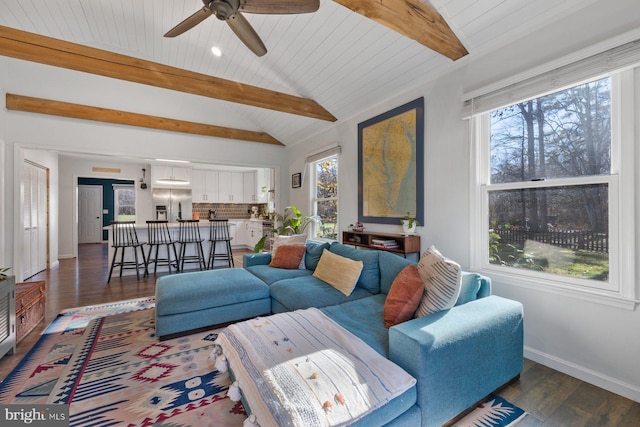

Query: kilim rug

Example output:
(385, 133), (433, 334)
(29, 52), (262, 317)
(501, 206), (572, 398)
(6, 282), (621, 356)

(1, 297), (526, 427)
(454, 395), (527, 427)
(0, 297), (246, 426)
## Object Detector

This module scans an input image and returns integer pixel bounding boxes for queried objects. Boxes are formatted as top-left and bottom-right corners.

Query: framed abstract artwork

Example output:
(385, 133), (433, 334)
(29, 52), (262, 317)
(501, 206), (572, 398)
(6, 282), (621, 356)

(358, 97), (424, 225)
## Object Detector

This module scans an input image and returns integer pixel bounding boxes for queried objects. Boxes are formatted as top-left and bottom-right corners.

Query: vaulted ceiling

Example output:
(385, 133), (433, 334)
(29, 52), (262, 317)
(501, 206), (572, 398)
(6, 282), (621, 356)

(0, 0), (599, 147)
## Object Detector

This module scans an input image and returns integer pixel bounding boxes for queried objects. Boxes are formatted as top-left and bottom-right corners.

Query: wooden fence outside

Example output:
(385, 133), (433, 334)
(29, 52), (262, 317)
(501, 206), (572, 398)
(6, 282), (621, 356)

(494, 228), (608, 253)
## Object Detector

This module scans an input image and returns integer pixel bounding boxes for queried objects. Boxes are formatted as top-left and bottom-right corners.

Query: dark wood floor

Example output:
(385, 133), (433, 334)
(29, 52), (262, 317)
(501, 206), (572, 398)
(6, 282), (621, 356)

(1, 244), (639, 426)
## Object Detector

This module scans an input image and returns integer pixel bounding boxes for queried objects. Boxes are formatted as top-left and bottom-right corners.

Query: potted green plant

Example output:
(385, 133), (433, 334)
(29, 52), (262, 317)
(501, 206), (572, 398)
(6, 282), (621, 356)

(0, 267), (10, 281)
(401, 212), (419, 235)
(273, 205), (321, 236)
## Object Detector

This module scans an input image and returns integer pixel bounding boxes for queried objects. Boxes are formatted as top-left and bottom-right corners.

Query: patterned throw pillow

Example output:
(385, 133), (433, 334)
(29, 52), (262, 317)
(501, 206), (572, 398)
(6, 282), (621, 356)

(415, 246), (462, 317)
(383, 264), (424, 328)
(269, 244), (307, 269)
(313, 249), (364, 296)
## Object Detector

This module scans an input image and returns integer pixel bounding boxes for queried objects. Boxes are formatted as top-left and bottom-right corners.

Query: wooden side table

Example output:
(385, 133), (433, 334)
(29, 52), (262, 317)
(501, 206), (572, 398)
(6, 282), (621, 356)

(16, 280), (46, 343)
(342, 231), (421, 258)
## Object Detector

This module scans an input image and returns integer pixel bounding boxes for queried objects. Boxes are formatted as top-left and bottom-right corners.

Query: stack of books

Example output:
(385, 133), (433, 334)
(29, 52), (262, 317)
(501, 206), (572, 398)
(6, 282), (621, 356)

(370, 239), (399, 249)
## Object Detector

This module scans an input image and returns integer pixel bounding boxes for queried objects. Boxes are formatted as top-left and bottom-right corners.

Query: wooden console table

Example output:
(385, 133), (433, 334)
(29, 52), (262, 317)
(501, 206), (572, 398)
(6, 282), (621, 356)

(15, 280), (46, 343)
(342, 231), (420, 258)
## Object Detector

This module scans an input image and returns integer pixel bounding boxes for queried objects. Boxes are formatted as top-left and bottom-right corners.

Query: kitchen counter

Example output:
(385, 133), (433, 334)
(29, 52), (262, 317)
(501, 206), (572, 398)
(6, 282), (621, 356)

(103, 219), (271, 276)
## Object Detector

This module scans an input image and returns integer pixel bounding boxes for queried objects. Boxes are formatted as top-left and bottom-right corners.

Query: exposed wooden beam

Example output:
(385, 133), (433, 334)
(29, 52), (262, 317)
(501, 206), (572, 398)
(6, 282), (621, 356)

(334, 0), (468, 61)
(6, 94), (284, 146)
(0, 26), (336, 122)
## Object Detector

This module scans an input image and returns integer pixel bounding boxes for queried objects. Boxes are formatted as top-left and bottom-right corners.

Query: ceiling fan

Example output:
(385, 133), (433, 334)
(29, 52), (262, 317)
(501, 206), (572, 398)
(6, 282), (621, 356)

(164, 0), (320, 57)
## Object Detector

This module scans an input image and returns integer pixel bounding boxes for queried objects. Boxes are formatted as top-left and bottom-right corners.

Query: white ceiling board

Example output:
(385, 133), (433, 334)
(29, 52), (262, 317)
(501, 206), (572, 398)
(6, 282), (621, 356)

(0, 0), (629, 146)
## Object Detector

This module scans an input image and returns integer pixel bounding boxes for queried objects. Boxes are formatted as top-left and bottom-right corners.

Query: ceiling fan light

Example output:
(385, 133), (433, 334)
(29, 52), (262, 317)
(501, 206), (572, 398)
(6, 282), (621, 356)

(211, 46), (222, 56)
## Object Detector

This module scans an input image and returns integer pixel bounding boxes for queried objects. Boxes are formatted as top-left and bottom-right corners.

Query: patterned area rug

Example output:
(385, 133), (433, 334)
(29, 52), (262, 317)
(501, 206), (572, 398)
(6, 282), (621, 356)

(0, 297), (246, 427)
(1, 297), (526, 427)
(454, 395), (526, 427)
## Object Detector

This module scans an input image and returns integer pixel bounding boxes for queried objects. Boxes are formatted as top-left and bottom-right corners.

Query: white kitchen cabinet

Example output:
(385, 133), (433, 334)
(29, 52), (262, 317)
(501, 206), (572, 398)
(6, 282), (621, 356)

(218, 172), (243, 202)
(192, 170), (219, 202)
(243, 171), (257, 202)
(247, 221), (265, 249)
(256, 168), (271, 203)
(235, 221), (248, 247)
(152, 166), (192, 188)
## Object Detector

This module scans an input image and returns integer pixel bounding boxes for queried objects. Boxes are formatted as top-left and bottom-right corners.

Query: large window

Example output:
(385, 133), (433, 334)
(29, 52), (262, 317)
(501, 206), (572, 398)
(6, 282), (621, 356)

(488, 78), (611, 283)
(472, 69), (635, 304)
(113, 185), (136, 221)
(311, 155), (338, 239)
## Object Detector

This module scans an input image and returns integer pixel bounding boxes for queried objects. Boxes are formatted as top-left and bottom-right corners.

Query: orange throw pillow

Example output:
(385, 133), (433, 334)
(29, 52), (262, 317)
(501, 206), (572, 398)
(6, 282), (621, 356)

(383, 264), (424, 328)
(269, 244), (307, 269)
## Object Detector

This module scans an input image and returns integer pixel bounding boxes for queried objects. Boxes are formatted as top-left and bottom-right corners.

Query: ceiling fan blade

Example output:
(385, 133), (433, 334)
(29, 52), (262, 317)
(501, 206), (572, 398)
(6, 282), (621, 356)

(239, 0), (319, 14)
(164, 6), (213, 37)
(226, 12), (267, 57)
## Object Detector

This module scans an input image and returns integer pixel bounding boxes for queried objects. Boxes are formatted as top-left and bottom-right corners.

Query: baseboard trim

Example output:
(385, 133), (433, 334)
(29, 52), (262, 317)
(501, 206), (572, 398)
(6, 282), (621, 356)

(50, 260), (59, 269)
(58, 254), (74, 259)
(524, 346), (640, 403)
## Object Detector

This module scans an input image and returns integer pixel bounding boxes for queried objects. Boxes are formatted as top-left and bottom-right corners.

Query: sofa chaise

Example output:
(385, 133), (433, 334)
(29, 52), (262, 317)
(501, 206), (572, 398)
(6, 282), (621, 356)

(155, 241), (524, 427)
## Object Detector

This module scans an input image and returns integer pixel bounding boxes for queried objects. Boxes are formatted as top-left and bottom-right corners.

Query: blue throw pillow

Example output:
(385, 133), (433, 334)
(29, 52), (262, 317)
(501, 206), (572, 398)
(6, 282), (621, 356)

(455, 272), (482, 306)
(305, 242), (331, 271)
(329, 242), (380, 294)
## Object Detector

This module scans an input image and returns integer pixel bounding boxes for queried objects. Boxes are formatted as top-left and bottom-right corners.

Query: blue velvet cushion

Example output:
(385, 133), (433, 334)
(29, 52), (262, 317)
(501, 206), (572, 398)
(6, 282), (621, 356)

(322, 294), (390, 357)
(245, 265), (312, 286)
(329, 242), (380, 294)
(378, 251), (415, 294)
(270, 275), (374, 312)
(305, 241), (331, 271)
(455, 272), (483, 306)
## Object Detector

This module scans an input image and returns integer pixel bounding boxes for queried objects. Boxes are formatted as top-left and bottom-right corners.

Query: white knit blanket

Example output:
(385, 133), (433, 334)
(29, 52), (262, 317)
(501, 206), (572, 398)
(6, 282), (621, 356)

(216, 308), (416, 427)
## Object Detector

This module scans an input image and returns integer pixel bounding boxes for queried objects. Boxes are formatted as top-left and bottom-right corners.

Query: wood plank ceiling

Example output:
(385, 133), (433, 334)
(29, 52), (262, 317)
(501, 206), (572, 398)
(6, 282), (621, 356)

(0, 0), (597, 146)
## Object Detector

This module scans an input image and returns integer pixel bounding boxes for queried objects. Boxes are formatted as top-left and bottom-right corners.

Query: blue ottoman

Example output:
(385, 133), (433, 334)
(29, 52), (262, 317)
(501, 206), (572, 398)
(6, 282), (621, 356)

(155, 268), (271, 338)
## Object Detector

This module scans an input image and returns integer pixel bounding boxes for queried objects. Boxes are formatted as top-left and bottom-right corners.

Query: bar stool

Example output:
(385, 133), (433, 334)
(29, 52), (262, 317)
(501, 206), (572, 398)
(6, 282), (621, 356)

(107, 221), (147, 283)
(177, 219), (206, 271)
(207, 219), (235, 269)
(145, 220), (180, 276)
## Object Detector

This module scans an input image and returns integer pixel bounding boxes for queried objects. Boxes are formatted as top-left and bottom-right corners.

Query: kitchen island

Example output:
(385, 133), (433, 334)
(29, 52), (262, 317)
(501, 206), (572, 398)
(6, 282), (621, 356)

(104, 219), (271, 276)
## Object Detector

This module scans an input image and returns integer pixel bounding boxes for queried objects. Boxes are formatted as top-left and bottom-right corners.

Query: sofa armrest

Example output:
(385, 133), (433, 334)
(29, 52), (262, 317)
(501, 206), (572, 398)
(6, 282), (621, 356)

(243, 252), (272, 267)
(389, 295), (523, 427)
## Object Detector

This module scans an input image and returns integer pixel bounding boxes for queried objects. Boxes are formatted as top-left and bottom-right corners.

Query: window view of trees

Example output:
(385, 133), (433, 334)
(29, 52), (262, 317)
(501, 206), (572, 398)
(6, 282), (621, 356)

(115, 186), (136, 221)
(488, 77), (610, 280)
(313, 157), (338, 239)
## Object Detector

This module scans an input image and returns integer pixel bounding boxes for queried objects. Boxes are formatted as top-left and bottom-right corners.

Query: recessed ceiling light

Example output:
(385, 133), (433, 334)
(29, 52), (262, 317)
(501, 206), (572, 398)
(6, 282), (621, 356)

(211, 46), (222, 57)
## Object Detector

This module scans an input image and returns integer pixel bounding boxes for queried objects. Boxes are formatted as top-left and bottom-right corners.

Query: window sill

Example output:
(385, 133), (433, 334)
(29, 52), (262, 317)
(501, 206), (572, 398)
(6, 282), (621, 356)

(480, 267), (638, 310)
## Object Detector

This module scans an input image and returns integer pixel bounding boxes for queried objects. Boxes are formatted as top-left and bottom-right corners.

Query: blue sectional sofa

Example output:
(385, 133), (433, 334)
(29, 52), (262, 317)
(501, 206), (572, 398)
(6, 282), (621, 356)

(155, 241), (524, 427)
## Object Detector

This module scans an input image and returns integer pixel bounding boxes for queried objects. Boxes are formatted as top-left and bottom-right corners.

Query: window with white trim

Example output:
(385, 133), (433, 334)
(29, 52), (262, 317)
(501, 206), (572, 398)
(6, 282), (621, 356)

(113, 185), (136, 221)
(311, 155), (338, 240)
(469, 67), (636, 305)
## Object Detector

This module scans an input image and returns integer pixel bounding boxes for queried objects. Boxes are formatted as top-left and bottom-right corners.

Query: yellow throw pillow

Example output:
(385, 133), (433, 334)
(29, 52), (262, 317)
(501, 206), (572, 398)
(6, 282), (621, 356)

(313, 249), (364, 296)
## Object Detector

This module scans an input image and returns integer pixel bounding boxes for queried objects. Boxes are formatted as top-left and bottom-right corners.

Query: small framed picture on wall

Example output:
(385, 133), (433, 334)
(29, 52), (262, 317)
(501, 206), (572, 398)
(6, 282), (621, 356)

(292, 172), (302, 188)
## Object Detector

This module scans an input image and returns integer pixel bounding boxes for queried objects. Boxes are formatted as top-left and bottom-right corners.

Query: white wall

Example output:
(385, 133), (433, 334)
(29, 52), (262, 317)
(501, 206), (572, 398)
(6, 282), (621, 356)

(287, 1), (640, 402)
(0, 58), (290, 276)
(1, 0), (638, 403)
(57, 154), (153, 259)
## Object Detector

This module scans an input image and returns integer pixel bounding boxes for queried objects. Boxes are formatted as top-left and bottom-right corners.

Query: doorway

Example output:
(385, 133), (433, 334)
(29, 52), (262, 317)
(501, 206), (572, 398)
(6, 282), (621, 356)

(78, 185), (103, 244)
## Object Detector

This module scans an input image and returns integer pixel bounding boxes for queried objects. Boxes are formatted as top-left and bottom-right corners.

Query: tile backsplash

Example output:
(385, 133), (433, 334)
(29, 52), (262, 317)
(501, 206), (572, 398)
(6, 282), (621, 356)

(193, 203), (268, 220)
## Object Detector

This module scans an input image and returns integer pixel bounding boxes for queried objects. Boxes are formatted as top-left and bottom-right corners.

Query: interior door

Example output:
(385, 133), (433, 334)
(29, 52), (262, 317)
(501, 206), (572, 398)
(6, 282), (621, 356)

(78, 185), (103, 244)
(22, 161), (48, 279)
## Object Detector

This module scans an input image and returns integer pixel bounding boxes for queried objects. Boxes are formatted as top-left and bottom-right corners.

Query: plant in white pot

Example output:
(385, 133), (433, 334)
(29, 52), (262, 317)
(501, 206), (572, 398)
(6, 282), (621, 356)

(400, 212), (419, 235)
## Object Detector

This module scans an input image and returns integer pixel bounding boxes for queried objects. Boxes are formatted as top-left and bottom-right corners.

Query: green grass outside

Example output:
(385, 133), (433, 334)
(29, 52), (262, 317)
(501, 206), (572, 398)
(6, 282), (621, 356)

(490, 242), (609, 281)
